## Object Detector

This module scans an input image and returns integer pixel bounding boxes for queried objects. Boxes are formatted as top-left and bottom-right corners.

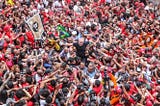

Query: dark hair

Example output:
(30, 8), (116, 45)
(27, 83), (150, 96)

(8, 91), (14, 98)
(7, 80), (14, 89)
(14, 100), (26, 106)
(0, 78), (3, 86)
(91, 24), (97, 32)
(89, 102), (97, 106)
(0, 46), (3, 51)
(46, 96), (52, 104)
(60, 98), (65, 106)
(26, 68), (32, 75)
(62, 87), (68, 96)
(62, 78), (69, 88)
(50, 79), (56, 87)
(95, 80), (101, 87)
(19, 52), (26, 59)
(100, 98), (110, 106)
(69, 4), (73, 10)
(156, 93), (160, 100)
(12, 56), (17, 64)
(78, 95), (84, 105)
(84, 11), (89, 17)
(0, 90), (8, 104)
(40, 89), (50, 98)
(124, 83), (130, 91)
(30, 94), (40, 103)
(136, 81), (142, 87)
(16, 89), (25, 99)
(26, 76), (33, 84)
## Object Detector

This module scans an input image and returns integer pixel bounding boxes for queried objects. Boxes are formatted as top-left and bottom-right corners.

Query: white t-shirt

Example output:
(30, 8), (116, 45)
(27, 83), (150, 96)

(35, 74), (42, 83)
(106, 0), (112, 3)
(73, 5), (82, 13)
(40, 99), (47, 106)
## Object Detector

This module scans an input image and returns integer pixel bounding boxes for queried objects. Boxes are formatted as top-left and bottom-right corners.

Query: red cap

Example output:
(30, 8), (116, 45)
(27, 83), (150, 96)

(146, 100), (152, 106)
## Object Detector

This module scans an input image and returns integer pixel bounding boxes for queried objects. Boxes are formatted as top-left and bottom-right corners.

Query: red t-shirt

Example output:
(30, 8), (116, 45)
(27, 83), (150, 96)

(26, 31), (34, 46)
(3, 24), (11, 32)
(65, 0), (71, 4)
(19, 35), (25, 43)
(99, 0), (105, 4)
(47, 84), (55, 92)
(93, 84), (103, 95)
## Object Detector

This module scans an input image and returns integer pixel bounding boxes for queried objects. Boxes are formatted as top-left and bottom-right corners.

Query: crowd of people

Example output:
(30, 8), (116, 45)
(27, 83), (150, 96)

(0, 0), (160, 106)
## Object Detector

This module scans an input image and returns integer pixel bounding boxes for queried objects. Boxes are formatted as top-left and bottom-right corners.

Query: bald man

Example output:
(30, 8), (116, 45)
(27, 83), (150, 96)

(73, 38), (89, 63)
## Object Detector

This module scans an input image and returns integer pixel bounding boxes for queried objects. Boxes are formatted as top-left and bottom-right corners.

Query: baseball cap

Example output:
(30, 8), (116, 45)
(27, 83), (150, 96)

(146, 100), (152, 106)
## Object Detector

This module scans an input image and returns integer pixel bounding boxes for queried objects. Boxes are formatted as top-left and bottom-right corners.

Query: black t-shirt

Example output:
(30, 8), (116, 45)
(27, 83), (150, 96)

(73, 42), (89, 58)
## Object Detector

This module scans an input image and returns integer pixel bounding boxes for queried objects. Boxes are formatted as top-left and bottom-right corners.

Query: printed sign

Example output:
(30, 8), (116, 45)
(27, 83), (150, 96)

(26, 13), (44, 40)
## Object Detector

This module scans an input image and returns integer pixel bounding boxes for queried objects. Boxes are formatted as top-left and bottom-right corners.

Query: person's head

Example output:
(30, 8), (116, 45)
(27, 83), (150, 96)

(61, 62), (67, 70)
(78, 95), (84, 105)
(20, 74), (26, 83)
(4, 36), (10, 42)
(77, 1), (81, 6)
(50, 79), (56, 87)
(0, 90), (8, 102)
(124, 83), (130, 91)
(15, 89), (25, 99)
(100, 98), (110, 106)
(91, 24), (97, 32)
(62, 87), (69, 96)
(78, 38), (85, 46)
(14, 100), (26, 106)
(89, 102), (97, 106)
(46, 96), (52, 105)
(156, 93), (160, 102)
(6, 80), (14, 89)
(37, 70), (44, 77)
(88, 62), (95, 73)
(94, 73), (100, 79)
(94, 80), (101, 87)
(62, 78), (69, 87)
(60, 98), (65, 106)
(40, 89), (50, 98)
(26, 76), (33, 84)
(146, 100), (153, 106)
(80, 62), (85, 69)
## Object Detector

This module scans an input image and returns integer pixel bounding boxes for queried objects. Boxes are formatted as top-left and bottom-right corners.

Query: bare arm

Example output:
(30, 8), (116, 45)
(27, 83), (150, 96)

(0, 73), (12, 92)
(22, 89), (32, 99)
(113, 58), (122, 68)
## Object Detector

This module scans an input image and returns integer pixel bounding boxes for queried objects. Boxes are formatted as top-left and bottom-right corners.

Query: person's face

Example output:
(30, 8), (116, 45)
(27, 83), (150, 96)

(78, 40), (84, 46)
(80, 62), (85, 69)
(88, 64), (94, 72)
(94, 73), (99, 79)
(22, 75), (26, 83)
(77, 1), (80, 6)
(64, 48), (68, 52)
(67, 38), (73, 43)
(15, 67), (20, 72)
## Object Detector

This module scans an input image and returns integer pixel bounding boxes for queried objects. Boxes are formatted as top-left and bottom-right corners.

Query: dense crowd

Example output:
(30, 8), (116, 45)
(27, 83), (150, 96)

(0, 0), (160, 106)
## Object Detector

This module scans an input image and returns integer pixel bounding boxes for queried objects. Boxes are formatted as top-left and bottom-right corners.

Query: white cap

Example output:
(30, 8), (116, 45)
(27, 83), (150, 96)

(72, 31), (77, 35)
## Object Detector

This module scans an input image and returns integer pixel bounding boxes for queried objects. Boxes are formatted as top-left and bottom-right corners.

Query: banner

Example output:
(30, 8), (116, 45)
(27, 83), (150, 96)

(26, 13), (44, 40)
